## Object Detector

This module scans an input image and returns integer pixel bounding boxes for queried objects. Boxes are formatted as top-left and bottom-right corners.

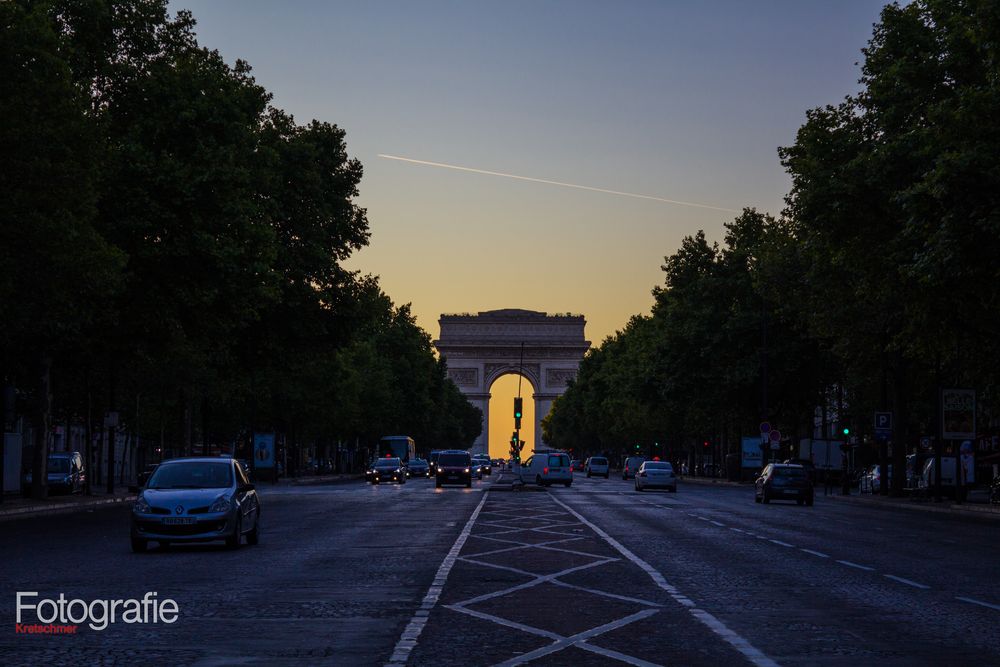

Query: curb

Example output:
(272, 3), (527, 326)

(0, 495), (135, 521)
(827, 493), (1000, 520)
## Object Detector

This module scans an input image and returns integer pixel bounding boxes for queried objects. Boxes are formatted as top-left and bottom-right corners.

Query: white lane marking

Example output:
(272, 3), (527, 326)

(836, 560), (875, 572)
(769, 539), (794, 548)
(491, 609), (662, 667)
(729, 528), (747, 534)
(800, 549), (830, 558)
(386, 491), (489, 665)
(549, 495), (780, 667)
(956, 596), (1000, 612)
(884, 575), (930, 590)
(710, 521), (726, 527)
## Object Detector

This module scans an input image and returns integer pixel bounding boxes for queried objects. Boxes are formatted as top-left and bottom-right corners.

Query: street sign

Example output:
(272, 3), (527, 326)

(874, 412), (892, 431)
(759, 421), (771, 434)
(942, 389), (976, 440)
(769, 429), (781, 443)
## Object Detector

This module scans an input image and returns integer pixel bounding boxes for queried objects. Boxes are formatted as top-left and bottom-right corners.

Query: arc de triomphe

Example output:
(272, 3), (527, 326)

(434, 309), (590, 456)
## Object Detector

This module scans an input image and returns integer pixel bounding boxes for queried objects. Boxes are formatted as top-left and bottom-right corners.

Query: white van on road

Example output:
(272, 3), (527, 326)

(521, 450), (573, 487)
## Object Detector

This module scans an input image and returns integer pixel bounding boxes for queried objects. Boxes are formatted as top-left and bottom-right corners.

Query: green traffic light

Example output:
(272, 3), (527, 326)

(842, 427), (850, 436)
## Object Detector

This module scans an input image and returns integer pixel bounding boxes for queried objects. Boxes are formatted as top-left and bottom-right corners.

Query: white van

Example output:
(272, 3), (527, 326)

(585, 456), (610, 478)
(521, 450), (572, 487)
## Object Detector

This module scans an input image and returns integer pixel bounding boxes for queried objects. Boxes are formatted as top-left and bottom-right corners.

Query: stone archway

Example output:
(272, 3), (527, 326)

(434, 309), (590, 456)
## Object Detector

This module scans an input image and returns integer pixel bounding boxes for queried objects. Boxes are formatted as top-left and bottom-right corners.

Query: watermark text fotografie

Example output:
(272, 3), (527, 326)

(16, 592), (179, 632)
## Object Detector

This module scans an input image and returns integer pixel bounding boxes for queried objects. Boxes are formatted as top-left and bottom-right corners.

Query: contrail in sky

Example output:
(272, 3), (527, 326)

(378, 154), (738, 213)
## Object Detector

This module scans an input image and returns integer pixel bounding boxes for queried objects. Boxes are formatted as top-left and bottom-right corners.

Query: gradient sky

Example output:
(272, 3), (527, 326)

(168, 0), (888, 455)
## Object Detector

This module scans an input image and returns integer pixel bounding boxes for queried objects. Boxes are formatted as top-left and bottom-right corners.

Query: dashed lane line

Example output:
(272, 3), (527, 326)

(956, 596), (1000, 612)
(836, 560), (875, 572)
(549, 494), (780, 667)
(799, 549), (830, 558)
(386, 491), (489, 665)
(768, 539), (794, 548)
(884, 575), (930, 590)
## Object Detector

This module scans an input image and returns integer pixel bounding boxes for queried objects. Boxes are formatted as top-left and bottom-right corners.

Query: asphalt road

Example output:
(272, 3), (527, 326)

(1, 473), (998, 666)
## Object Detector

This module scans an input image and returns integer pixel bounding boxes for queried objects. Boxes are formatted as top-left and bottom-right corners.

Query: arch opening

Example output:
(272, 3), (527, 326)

(487, 373), (536, 461)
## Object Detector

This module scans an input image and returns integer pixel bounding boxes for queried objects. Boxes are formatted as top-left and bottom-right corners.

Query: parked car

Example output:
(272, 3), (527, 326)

(23, 452), (86, 495)
(520, 450), (572, 487)
(570, 459), (584, 472)
(585, 456), (610, 478)
(407, 458), (430, 477)
(635, 461), (677, 492)
(861, 464), (893, 494)
(755, 463), (814, 505)
(436, 450), (473, 488)
(130, 457), (260, 552)
(369, 456), (406, 484)
(622, 455), (645, 480)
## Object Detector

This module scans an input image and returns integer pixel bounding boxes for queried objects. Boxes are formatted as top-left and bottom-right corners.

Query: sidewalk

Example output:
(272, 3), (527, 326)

(0, 487), (135, 521)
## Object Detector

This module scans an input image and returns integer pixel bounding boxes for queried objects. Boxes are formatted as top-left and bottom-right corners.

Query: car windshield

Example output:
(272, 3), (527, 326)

(548, 455), (570, 467)
(411, 459), (426, 465)
(774, 467), (807, 478)
(148, 462), (233, 489)
(590, 458), (607, 465)
(47, 458), (71, 473)
(376, 458), (401, 468)
(644, 462), (672, 471)
(439, 454), (470, 466)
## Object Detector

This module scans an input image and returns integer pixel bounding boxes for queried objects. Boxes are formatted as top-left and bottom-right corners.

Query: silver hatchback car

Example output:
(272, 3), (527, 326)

(131, 457), (260, 552)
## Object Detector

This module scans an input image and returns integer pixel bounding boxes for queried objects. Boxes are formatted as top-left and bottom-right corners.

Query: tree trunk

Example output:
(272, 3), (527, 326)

(31, 353), (52, 500)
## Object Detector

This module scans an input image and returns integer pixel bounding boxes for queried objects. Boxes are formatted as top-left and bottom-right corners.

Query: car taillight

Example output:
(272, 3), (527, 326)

(543, 467), (549, 474)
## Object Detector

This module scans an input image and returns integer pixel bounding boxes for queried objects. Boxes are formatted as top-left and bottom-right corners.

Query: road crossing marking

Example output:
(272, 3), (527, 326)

(438, 495), (663, 666)
(386, 491), (489, 665)
(549, 495), (780, 667)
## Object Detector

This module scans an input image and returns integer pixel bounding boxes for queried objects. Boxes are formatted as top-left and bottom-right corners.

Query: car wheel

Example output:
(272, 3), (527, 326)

(247, 514), (260, 545)
(586, 472), (591, 478)
(806, 497), (814, 507)
(797, 499), (804, 506)
(400, 477), (406, 484)
(762, 492), (770, 504)
(130, 537), (147, 553)
(466, 479), (472, 488)
(754, 493), (762, 503)
(226, 519), (242, 549)
(670, 486), (677, 493)
(435, 479), (442, 488)
(564, 481), (571, 488)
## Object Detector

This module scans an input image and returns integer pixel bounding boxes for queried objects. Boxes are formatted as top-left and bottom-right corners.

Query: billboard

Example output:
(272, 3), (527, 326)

(253, 433), (275, 469)
(942, 389), (975, 440)
(741, 437), (763, 468)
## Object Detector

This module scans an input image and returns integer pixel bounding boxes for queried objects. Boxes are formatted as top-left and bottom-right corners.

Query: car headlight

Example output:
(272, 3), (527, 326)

(464, 468), (470, 473)
(210, 495), (232, 513)
(133, 495), (151, 513)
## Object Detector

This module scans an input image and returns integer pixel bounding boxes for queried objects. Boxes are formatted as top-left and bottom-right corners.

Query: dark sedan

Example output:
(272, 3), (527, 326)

(407, 458), (430, 477)
(755, 463), (814, 506)
(369, 457), (406, 484)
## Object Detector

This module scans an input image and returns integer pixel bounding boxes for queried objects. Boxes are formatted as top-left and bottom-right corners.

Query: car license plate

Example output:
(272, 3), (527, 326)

(162, 517), (196, 525)
(783, 489), (796, 495)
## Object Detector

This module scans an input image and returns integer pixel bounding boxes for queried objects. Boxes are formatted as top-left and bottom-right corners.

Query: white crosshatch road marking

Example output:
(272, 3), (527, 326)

(399, 492), (668, 666)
